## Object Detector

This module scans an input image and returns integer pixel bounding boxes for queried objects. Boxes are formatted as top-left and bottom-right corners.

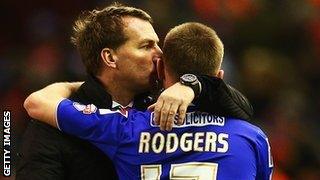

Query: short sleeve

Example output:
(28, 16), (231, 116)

(56, 99), (124, 158)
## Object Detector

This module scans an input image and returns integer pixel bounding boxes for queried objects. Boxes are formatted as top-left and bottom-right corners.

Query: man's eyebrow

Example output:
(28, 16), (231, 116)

(139, 38), (159, 44)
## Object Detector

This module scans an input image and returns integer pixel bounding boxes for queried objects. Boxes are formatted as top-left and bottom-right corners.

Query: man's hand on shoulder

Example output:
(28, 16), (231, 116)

(148, 82), (194, 131)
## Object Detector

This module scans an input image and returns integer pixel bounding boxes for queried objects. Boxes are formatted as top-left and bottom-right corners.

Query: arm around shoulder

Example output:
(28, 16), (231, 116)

(24, 82), (83, 127)
(195, 75), (254, 120)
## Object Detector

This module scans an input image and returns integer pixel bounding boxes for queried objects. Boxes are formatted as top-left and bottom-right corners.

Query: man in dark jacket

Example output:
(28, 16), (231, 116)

(17, 76), (252, 180)
(16, 3), (253, 180)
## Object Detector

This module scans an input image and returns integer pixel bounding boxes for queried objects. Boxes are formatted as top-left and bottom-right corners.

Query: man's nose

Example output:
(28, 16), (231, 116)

(154, 44), (163, 55)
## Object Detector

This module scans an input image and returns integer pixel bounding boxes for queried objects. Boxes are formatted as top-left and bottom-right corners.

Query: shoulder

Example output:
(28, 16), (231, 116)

(224, 118), (271, 155)
(225, 118), (272, 159)
(226, 118), (268, 138)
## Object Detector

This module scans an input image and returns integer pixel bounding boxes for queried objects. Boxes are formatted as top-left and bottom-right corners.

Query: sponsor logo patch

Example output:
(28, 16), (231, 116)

(73, 102), (97, 114)
(150, 111), (225, 128)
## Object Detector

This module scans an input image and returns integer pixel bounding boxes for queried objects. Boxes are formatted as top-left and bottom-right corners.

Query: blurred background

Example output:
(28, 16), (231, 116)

(1, 0), (319, 179)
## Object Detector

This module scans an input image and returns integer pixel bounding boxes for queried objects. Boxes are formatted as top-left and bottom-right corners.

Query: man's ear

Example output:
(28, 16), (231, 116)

(217, 69), (224, 79)
(101, 48), (117, 68)
(156, 58), (165, 80)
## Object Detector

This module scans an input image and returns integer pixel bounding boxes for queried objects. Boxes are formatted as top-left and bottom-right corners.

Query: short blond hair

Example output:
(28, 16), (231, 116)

(163, 22), (224, 77)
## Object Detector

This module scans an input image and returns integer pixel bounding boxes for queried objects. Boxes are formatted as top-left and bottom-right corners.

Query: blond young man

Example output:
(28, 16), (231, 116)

(23, 22), (271, 180)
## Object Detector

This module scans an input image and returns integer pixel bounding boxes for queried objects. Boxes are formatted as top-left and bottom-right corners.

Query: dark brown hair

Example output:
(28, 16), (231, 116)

(163, 22), (224, 78)
(71, 2), (153, 75)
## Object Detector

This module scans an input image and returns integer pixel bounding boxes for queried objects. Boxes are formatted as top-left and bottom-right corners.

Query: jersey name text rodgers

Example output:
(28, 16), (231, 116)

(139, 132), (229, 154)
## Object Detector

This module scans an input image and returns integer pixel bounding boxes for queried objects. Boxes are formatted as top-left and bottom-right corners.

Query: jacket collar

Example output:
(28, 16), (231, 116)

(80, 75), (113, 109)
(80, 75), (154, 110)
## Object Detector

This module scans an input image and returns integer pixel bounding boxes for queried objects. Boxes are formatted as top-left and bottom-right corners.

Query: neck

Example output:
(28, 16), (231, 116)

(163, 70), (178, 89)
(97, 73), (135, 106)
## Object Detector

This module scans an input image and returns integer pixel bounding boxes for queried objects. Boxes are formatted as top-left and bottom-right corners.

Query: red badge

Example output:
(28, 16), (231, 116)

(82, 104), (97, 114)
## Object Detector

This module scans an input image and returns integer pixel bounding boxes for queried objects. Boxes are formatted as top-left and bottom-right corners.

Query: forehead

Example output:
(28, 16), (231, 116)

(122, 17), (159, 43)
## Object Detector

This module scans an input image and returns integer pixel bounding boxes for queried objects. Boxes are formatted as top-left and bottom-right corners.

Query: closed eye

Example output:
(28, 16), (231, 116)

(141, 43), (154, 49)
(140, 39), (158, 50)
(143, 44), (152, 49)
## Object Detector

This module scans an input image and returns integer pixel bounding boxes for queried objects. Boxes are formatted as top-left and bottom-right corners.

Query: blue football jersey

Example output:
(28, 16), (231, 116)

(56, 99), (273, 180)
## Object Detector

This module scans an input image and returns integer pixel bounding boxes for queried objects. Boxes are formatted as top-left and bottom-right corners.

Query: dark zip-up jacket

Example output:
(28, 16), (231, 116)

(16, 75), (253, 180)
